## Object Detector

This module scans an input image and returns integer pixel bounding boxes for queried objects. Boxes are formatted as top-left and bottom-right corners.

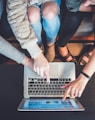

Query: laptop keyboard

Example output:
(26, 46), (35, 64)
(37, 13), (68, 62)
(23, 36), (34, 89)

(28, 78), (71, 97)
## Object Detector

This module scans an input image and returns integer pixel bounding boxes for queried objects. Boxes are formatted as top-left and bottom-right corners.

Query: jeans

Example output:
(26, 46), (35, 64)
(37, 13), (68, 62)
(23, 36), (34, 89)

(56, 0), (61, 6)
(58, 2), (85, 47)
(31, 0), (61, 46)
(0, 0), (3, 19)
(43, 15), (60, 44)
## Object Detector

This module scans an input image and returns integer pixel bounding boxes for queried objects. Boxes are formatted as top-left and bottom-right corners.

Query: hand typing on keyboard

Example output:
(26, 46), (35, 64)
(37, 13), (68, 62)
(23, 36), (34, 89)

(22, 54), (50, 84)
(33, 53), (50, 84)
(28, 78), (71, 96)
(61, 75), (88, 101)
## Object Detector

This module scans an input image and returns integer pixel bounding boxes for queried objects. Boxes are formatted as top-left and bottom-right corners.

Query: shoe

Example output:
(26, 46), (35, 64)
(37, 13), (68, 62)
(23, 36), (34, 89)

(78, 45), (94, 65)
(67, 43), (83, 56)
(58, 47), (77, 64)
(45, 44), (55, 62)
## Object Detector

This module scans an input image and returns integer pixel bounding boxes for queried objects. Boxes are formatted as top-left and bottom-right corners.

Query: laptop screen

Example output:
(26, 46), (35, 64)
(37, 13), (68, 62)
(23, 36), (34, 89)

(22, 98), (80, 110)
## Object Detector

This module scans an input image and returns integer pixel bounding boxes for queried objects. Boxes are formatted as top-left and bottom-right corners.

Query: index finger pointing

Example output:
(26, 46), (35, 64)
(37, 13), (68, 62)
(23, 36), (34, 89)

(62, 87), (71, 101)
(44, 70), (50, 84)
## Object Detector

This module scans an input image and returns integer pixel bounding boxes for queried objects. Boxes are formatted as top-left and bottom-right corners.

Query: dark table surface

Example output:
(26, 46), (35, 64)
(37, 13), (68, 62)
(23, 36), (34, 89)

(0, 64), (95, 120)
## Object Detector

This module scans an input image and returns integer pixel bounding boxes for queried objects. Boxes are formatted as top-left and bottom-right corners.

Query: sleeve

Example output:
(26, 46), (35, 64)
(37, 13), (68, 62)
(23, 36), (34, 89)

(0, 36), (25, 63)
(66, 0), (82, 12)
(7, 0), (42, 58)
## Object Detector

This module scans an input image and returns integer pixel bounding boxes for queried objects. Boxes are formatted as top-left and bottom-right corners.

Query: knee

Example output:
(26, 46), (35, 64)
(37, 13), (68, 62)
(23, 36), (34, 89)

(42, 2), (58, 19)
(27, 7), (40, 24)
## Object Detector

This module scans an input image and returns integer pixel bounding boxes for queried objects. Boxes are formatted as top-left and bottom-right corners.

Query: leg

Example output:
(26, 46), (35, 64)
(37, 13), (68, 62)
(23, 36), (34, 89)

(42, 1), (60, 61)
(27, 6), (42, 46)
(0, 0), (3, 19)
(58, 7), (85, 62)
(42, 1), (60, 46)
(56, 0), (61, 6)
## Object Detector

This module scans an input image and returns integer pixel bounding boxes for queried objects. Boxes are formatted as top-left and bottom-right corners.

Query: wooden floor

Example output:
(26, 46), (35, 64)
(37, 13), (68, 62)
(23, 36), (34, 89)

(0, 38), (94, 65)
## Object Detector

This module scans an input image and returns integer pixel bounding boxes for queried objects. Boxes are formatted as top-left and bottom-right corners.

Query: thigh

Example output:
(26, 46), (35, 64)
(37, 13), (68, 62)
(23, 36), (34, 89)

(61, 9), (85, 35)
(58, 7), (85, 46)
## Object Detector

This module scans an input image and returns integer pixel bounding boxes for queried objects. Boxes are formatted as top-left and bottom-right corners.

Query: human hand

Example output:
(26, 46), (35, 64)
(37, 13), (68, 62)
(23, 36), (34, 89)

(21, 56), (34, 70)
(61, 74), (89, 101)
(83, 0), (95, 6)
(33, 53), (50, 83)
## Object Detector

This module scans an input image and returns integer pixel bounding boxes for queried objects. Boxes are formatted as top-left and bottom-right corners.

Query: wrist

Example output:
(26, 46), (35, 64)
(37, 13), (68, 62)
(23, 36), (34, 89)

(21, 56), (32, 66)
(80, 71), (91, 81)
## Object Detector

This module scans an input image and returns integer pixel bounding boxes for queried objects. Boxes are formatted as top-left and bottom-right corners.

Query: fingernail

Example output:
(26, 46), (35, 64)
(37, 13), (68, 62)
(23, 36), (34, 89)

(47, 79), (50, 84)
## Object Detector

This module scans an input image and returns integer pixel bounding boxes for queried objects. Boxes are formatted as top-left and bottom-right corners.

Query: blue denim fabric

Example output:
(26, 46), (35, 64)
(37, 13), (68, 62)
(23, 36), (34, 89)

(30, 0), (61, 46)
(56, 0), (61, 6)
(31, 20), (42, 46)
(0, 0), (3, 19)
(43, 15), (60, 44)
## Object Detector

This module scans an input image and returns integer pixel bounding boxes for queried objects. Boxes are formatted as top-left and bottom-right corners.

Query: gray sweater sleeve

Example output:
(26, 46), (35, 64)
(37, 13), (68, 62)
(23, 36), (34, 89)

(7, 0), (42, 58)
(0, 36), (25, 63)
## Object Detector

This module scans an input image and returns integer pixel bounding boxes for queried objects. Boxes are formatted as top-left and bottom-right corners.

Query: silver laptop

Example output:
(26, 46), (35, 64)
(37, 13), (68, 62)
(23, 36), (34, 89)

(17, 62), (84, 111)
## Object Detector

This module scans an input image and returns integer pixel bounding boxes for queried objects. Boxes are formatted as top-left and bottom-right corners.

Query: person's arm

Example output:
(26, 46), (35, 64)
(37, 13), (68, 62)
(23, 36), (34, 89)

(62, 48), (95, 101)
(0, 36), (25, 63)
(79, 0), (95, 12)
(66, 0), (95, 13)
(7, 0), (42, 58)
(7, 0), (50, 82)
(0, 36), (34, 69)
(83, 0), (95, 6)
(82, 49), (95, 77)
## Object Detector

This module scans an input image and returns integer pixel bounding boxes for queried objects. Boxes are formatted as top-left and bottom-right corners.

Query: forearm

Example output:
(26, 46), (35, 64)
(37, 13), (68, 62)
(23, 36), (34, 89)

(66, 0), (95, 13)
(79, 3), (95, 12)
(7, 0), (42, 58)
(0, 36), (25, 63)
(82, 49), (95, 77)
